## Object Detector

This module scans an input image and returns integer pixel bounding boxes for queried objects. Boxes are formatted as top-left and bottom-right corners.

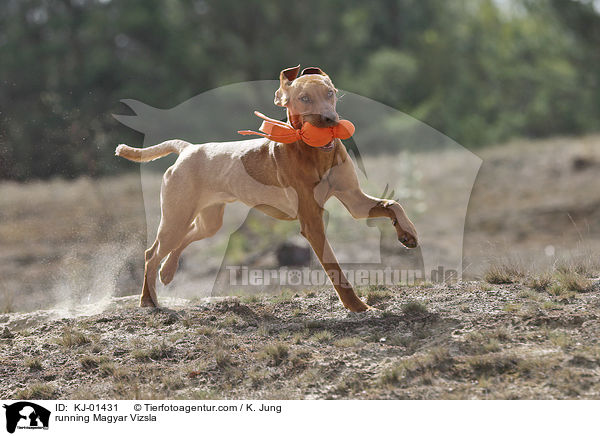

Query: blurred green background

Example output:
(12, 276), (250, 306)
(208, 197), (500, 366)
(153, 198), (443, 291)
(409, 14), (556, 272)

(1, 0), (599, 180)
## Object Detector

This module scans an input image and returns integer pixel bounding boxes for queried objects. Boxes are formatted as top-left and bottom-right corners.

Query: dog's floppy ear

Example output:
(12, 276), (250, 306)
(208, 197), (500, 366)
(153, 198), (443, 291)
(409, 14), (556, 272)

(274, 65), (300, 107)
(300, 67), (327, 77)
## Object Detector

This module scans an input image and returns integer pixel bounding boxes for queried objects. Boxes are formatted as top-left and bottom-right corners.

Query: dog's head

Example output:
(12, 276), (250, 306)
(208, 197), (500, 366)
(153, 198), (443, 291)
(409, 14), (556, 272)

(274, 65), (339, 134)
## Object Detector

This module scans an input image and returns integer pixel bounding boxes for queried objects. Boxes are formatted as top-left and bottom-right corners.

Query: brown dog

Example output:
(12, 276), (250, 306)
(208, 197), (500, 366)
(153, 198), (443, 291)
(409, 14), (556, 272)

(116, 65), (418, 312)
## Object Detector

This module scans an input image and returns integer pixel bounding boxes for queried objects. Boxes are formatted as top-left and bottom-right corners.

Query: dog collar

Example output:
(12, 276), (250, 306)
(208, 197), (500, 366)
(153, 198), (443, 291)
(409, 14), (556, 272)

(238, 111), (355, 148)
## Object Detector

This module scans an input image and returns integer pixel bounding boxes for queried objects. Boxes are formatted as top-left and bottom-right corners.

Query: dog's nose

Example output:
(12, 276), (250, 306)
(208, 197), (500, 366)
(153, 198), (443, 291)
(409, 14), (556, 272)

(320, 114), (338, 126)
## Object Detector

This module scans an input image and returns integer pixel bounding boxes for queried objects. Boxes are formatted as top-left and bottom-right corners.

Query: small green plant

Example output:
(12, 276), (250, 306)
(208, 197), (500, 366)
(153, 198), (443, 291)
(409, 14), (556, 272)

(401, 301), (428, 316)
(182, 389), (220, 400)
(331, 374), (364, 396)
(291, 308), (306, 317)
(380, 364), (406, 386)
(366, 290), (393, 306)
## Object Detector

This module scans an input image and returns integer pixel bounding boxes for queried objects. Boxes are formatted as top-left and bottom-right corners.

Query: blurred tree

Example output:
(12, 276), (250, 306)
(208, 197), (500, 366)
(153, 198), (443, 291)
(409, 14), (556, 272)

(0, 0), (598, 180)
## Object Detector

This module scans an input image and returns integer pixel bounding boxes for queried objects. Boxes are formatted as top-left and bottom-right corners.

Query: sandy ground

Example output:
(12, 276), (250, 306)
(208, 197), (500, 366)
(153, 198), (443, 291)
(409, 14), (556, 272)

(1, 279), (599, 400)
(0, 135), (599, 399)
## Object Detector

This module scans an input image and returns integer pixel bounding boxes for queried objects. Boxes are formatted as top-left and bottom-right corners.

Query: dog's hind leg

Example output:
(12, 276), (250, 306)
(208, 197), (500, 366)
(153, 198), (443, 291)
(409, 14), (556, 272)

(140, 173), (198, 307)
(141, 220), (192, 307)
(159, 203), (225, 285)
(140, 239), (162, 307)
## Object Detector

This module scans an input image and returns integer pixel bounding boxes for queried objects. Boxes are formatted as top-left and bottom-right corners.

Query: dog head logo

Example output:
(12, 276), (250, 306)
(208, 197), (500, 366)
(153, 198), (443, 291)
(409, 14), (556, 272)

(3, 402), (50, 433)
(114, 79), (481, 297)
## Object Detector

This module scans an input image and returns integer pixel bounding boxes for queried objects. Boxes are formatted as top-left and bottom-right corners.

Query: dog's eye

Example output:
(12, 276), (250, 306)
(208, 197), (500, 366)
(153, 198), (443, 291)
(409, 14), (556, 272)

(327, 90), (334, 98)
(300, 95), (311, 103)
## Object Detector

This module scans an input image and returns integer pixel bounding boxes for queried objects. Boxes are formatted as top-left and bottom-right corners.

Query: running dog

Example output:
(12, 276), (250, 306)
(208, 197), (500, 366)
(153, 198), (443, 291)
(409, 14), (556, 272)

(115, 65), (418, 312)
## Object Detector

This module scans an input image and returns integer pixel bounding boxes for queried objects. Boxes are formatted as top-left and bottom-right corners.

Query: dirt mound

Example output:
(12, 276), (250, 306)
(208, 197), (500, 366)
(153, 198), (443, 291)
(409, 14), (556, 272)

(2, 281), (600, 400)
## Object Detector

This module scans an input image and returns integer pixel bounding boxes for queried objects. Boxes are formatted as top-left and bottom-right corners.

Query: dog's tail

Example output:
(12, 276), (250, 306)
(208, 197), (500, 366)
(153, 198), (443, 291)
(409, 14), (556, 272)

(115, 139), (190, 163)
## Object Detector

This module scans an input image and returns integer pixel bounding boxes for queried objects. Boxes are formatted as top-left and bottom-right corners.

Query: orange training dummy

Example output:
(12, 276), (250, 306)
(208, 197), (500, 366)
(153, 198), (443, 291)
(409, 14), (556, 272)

(238, 111), (355, 148)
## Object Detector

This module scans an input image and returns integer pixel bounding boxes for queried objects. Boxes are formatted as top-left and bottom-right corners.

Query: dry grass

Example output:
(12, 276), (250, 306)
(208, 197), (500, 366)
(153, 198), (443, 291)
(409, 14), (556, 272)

(1, 289), (14, 314)
(466, 354), (519, 378)
(527, 273), (553, 292)
(460, 331), (501, 355)
(484, 261), (526, 284)
(56, 328), (91, 347)
(2, 279), (600, 400)
(358, 285), (394, 306)
(215, 350), (235, 368)
(260, 343), (289, 366)
(80, 356), (108, 370)
(309, 330), (334, 343)
(15, 383), (57, 400)
(554, 271), (594, 293)
(400, 301), (428, 316)
(24, 357), (43, 371)
(380, 347), (453, 386)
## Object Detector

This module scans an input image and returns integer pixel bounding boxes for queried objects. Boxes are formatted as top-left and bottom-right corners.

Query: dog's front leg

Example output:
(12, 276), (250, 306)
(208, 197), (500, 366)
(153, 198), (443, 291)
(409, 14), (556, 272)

(298, 207), (369, 312)
(335, 188), (418, 248)
(327, 151), (418, 248)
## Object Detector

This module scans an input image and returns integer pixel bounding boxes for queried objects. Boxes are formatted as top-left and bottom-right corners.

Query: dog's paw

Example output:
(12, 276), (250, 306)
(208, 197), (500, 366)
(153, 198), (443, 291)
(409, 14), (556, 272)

(115, 144), (127, 156)
(398, 232), (418, 248)
(139, 296), (157, 308)
(159, 256), (178, 285)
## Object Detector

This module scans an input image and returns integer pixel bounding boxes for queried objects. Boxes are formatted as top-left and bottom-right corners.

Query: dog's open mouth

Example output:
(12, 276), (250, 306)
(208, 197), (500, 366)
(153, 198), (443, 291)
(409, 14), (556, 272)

(320, 140), (335, 151)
